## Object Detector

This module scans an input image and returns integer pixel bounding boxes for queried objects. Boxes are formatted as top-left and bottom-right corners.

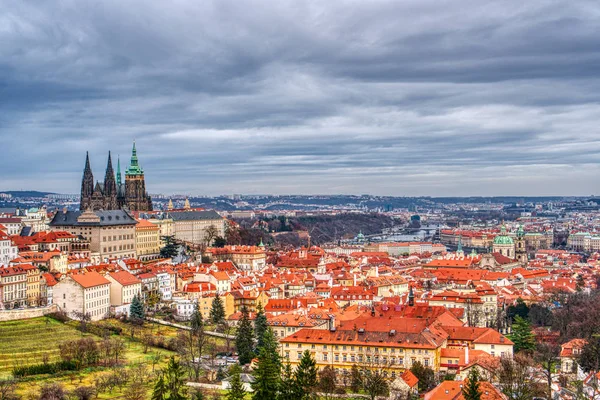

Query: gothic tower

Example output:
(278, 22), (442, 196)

(116, 156), (126, 208)
(125, 141), (153, 211)
(103, 152), (118, 210)
(80, 152), (94, 210)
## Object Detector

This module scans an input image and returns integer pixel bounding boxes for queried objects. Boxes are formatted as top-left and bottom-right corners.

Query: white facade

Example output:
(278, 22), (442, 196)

(0, 234), (18, 265)
(54, 276), (111, 321)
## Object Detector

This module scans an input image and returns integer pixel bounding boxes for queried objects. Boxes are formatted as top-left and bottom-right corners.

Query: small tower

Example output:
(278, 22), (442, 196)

(167, 199), (174, 210)
(515, 224), (527, 264)
(184, 198), (191, 210)
(457, 235), (464, 255)
(408, 286), (415, 307)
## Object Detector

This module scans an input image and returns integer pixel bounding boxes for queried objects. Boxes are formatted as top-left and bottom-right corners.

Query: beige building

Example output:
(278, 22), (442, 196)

(106, 270), (142, 316)
(147, 215), (174, 246)
(49, 209), (137, 261)
(0, 265), (28, 309)
(170, 210), (225, 245)
(206, 245), (266, 272)
(54, 271), (111, 321)
(135, 219), (160, 260)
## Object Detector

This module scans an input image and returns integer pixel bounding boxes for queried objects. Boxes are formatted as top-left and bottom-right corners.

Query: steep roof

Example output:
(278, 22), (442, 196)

(169, 210), (222, 221)
(50, 210), (137, 226)
(108, 270), (141, 286)
(69, 271), (111, 288)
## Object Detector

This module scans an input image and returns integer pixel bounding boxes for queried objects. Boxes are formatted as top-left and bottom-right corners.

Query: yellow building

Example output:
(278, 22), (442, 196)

(135, 219), (161, 260)
(147, 215), (174, 246)
(22, 264), (43, 306)
(225, 289), (270, 316)
(279, 319), (447, 376)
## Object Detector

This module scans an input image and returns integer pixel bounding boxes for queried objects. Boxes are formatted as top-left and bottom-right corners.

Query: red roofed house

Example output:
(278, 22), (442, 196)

(106, 270), (143, 316)
(54, 271), (111, 320)
(560, 338), (587, 373)
(424, 380), (507, 400)
(390, 370), (419, 398)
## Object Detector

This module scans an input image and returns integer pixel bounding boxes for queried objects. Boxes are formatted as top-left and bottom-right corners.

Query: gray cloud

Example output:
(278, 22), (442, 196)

(1, 0), (600, 196)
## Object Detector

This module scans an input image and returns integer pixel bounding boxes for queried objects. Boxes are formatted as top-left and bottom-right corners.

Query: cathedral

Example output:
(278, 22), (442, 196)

(80, 142), (153, 212)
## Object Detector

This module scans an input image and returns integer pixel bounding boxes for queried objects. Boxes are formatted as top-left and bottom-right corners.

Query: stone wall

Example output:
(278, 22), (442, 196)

(0, 304), (58, 322)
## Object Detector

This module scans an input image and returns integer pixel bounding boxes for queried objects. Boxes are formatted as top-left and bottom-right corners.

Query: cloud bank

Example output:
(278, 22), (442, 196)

(2, 0), (600, 196)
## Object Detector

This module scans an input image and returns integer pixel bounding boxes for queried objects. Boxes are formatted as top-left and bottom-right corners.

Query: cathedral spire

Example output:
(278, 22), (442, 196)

(80, 152), (95, 211)
(103, 151), (118, 209)
(126, 141), (143, 175)
(84, 151), (91, 173)
(116, 156), (122, 186)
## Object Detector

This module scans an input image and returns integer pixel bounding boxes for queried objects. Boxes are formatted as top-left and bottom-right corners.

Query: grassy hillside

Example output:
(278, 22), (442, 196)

(0, 317), (92, 378)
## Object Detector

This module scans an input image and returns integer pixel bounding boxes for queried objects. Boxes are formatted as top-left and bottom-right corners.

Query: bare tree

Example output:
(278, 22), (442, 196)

(495, 354), (541, 400)
(0, 379), (17, 400)
(71, 386), (95, 400)
(535, 342), (560, 400)
(204, 225), (219, 247)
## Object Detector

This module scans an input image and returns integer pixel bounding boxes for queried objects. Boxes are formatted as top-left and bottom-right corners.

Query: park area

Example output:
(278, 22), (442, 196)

(0, 316), (184, 399)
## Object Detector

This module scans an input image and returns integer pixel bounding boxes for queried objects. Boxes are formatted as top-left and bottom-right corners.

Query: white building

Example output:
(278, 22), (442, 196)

(0, 231), (18, 266)
(54, 271), (111, 321)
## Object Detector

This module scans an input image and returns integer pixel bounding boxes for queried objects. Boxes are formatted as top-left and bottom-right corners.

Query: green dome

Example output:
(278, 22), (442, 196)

(494, 225), (514, 245)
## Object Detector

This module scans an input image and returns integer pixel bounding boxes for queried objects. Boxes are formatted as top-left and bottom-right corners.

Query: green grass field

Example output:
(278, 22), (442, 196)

(0, 317), (96, 378)
(0, 317), (182, 399)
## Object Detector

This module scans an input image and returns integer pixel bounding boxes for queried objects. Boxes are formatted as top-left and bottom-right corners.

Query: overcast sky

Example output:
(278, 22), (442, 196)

(2, 0), (600, 196)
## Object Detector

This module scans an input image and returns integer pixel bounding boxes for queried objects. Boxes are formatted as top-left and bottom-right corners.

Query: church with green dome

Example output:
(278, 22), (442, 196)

(492, 224), (515, 259)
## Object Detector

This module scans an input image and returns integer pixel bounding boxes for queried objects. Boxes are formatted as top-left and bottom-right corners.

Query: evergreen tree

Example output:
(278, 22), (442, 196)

(235, 306), (255, 365)
(163, 356), (187, 400)
(226, 364), (246, 400)
(209, 293), (225, 325)
(410, 361), (435, 392)
(510, 316), (536, 353)
(151, 374), (167, 400)
(462, 368), (482, 400)
(294, 351), (318, 400)
(279, 362), (299, 400)
(160, 235), (179, 259)
(254, 303), (268, 351)
(190, 302), (204, 335)
(130, 294), (145, 322)
(507, 298), (529, 322)
(350, 364), (361, 393)
(251, 328), (281, 400)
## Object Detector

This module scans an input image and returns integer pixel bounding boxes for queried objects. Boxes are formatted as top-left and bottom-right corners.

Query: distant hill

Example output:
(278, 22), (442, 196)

(0, 191), (56, 198)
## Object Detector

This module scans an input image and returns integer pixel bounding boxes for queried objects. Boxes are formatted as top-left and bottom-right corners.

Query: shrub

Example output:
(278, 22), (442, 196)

(12, 361), (78, 377)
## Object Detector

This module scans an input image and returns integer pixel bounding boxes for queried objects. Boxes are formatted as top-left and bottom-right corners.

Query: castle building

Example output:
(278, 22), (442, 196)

(80, 142), (152, 212)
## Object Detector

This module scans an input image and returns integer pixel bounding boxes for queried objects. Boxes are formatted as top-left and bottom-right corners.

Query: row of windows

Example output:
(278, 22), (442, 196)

(103, 244), (134, 252)
(104, 234), (134, 241)
(1, 275), (25, 283)
(285, 351), (430, 367)
(285, 342), (429, 355)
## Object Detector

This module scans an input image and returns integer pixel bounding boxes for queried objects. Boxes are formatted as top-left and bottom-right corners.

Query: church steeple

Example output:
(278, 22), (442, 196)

(80, 152), (94, 211)
(116, 156), (122, 186)
(103, 151), (118, 209)
(126, 141), (143, 175)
